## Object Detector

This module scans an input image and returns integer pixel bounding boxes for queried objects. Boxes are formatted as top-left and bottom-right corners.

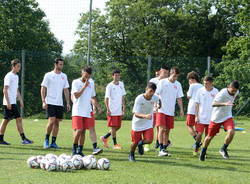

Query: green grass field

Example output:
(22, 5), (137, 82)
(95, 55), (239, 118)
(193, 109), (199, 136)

(0, 119), (249, 184)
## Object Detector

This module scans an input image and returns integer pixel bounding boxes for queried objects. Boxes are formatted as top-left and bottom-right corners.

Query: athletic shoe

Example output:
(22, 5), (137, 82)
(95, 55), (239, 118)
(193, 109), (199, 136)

(219, 149), (229, 159)
(199, 150), (206, 161)
(193, 147), (199, 156)
(0, 140), (10, 145)
(50, 142), (59, 149)
(158, 149), (171, 157)
(137, 141), (144, 155)
(113, 144), (121, 150)
(43, 139), (49, 149)
(129, 153), (136, 162)
(22, 138), (33, 145)
(92, 147), (103, 155)
(144, 144), (150, 152)
(166, 140), (172, 148)
(100, 136), (108, 148)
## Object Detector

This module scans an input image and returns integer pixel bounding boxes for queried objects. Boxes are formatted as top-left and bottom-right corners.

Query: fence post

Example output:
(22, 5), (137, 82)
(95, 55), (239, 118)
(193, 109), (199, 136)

(21, 49), (25, 117)
(147, 55), (152, 82)
(207, 56), (211, 76)
(87, 0), (93, 66)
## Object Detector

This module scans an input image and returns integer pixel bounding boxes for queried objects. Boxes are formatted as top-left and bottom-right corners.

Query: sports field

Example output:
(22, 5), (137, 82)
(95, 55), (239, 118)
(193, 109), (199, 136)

(0, 119), (249, 184)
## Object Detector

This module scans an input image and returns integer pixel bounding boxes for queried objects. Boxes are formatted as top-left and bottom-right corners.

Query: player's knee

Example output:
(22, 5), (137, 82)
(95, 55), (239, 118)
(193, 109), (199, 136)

(228, 129), (235, 136)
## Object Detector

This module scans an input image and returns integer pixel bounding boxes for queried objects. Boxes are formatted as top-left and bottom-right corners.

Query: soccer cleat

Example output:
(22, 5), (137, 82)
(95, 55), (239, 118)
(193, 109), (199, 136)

(158, 149), (171, 157)
(100, 136), (109, 148)
(92, 147), (103, 155)
(0, 140), (11, 145)
(50, 142), (59, 149)
(137, 141), (144, 155)
(113, 144), (121, 150)
(193, 147), (199, 156)
(199, 150), (206, 161)
(22, 138), (33, 145)
(219, 149), (229, 159)
(144, 144), (150, 152)
(43, 139), (49, 149)
(129, 153), (136, 162)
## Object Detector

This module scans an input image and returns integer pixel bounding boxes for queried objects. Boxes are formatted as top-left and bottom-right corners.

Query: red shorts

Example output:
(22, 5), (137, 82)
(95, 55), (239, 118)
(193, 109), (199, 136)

(208, 118), (235, 137)
(131, 128), (154, 144)
(153, 113), (157, 128)
(186, 114), (196, 126)
(87, 112), (95, 129)
(156, 113), (174, 129)
(107, 115), (122, 128)
(72, 116), (91, 130)
(196, 123), (209, 135)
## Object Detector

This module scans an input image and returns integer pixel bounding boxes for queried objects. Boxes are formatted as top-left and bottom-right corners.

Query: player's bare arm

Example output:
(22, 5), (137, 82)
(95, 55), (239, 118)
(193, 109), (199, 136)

(74, 79), (89, 99)
(195, 103), (199, 123)
(122, 96), (125, 115)
(135, 113), (152, 120)
(91, 97), (102, 114)
(41, 86), (47, 110)
(3, 85), (11, 110)
(212, 101), (234, 107)
(17, 89), (24, 108)
(64, 88), (71, 111)
(177, 98), (184, 117)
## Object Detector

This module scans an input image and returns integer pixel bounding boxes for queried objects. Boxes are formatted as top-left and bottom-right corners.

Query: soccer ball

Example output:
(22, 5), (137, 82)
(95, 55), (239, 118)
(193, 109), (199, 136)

(71, 156), (83, 170)
(27, 156), (40, 169)
(36, 155), (45, 165)
(61, 160), (73, 172)
(91, 156), (97, 169)
(45, 153), (57, 160)
(81, 156), (93, 170)
(45, 159), (58, 172)
(40, 158), (48, 170)
(97, 158), (110, 170)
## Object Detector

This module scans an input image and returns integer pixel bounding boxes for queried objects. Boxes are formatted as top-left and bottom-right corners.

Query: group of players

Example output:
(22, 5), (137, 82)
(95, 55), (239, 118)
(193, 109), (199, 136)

(0, 58), (239, 163)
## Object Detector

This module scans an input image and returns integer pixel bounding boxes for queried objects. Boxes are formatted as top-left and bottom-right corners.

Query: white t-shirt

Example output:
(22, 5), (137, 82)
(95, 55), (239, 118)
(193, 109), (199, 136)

(156, 78), (184, 116)
(3, 72), (19, 105)
(187, 83), (203, 114)
(149, 77), (160, 85)
(105, 81), (126, 116)
(41, 71), (69, 106)
(71, 78), (95, 118)
(211, 88), (239, 123)
(132, 94), (159, 131)
(195, 87), (218, 124)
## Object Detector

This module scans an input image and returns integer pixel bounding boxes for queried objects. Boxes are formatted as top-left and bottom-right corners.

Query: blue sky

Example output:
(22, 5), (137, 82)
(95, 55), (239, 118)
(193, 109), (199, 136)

(36, 0), (108, 54)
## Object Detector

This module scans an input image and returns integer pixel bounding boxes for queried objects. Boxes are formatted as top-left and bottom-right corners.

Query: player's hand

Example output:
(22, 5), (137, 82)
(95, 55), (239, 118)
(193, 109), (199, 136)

(122, 109), (125, 116)
(226, 101), (234, 106)
(97, 107), (102, 114)
(180, 110), (184, 118)
(42, 102), (47, 110)
(107, 109), (111, 116)
(20, 101), (24, 108)
(7, 103), (11, 110)
(83, 78), (89, 88)
(145, 114), (152, 120)
(93, 106), (97, 114)
(195, 116), (199, 124)
(67, 103), (71, 112)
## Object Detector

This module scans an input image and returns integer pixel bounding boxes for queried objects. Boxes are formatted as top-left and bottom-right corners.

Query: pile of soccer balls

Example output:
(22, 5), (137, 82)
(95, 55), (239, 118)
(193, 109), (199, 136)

(27, 153), (110, 172)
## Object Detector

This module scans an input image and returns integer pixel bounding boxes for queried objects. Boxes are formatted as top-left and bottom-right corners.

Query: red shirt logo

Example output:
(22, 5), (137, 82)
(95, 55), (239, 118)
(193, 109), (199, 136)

(211, 94), (215, 98)
(61, 76), (64, 80)
(174, 85), (177, 89)
(151, 101), (154, 105)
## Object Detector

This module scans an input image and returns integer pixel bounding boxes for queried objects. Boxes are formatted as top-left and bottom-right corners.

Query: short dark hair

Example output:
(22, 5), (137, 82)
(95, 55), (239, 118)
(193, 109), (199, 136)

(82, 66), (92, 75)
(187, 71), (200, 82)
(230, 80), (240, 89)
(170, 66), (180, 74)
(204, 76), (214, 82)
(11, 59), (20, 67)
(161, 65), (169, 71)
(54, 58), (63, 64)
(147, 82), (157, 91)
(112, 69), (120, 76)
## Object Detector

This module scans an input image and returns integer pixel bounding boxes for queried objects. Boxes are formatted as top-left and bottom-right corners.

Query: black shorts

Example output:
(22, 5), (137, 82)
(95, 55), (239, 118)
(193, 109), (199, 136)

(3, 104), (21, 120)
(46, 104), (64, 119)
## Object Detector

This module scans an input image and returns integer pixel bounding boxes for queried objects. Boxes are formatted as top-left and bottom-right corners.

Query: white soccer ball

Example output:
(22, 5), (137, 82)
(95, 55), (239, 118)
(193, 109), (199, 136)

(40, 158), (48, 170)
(97, 158), (110, 170)
(45, 153), (57, 160)
(45, 159), (58, 172)
(81, 156), (93, 170)
(27, 156), (40, 169)
(71, 157), (83, 170)
(36, 155), (45, 165)
(61, 160), (73, 172)
(91, 156), (97, 169)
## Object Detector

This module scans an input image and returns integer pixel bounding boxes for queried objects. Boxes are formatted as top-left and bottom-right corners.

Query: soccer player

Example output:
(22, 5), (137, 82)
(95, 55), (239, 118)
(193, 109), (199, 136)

(100, 69), (126, 149)
(149, 65), (169, 150)
(41, 58), (70, 149)
(71, 66), (95, 156)
(129, 82), (161, 162)
(199, 80), (239, 161)
(0, 59), (33, 145)
(156, 66), (184, 156)
(193, 77), (218, 155)
(186, 71), (203, 144)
